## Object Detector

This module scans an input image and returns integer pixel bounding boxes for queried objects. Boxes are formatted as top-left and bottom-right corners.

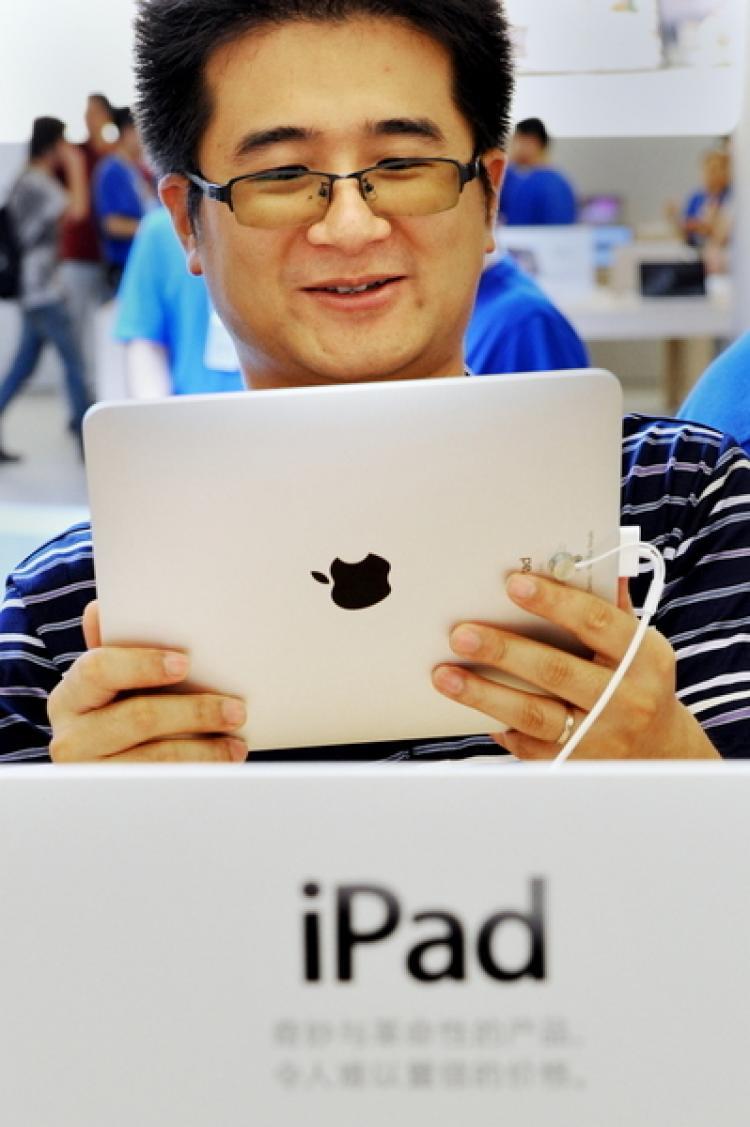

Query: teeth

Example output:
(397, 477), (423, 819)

(324, 280), (386, 295)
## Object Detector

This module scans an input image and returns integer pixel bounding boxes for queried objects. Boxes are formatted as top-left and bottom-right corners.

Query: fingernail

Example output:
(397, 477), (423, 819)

(229, 739), (248, 762)
(451, 626), (482, 656)
(507, 574), (537, 600)
(222, 699), (247, 726)
(434, 667), (466, 697)
(163, 653), (189, 678)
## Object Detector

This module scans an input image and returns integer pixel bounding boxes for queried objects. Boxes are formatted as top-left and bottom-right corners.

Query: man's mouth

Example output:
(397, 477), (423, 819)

(305, 276), (404, 296)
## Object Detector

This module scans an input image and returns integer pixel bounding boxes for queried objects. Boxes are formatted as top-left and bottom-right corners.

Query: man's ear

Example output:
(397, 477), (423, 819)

(159, 173), (203, 276)
(481, 149), (507, 254)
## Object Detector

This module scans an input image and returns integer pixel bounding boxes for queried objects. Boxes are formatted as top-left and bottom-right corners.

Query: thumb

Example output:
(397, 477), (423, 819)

(82, 600), (101, 650)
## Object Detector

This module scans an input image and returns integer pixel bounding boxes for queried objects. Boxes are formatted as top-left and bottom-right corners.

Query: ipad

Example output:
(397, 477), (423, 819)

(83, 370), (623, 750)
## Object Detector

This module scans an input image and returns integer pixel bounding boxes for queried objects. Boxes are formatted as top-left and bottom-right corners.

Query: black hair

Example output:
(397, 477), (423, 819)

(29, 117), (65, 161)
(515, 117), (549, 149)
(134, 0), (514, 189)
(112, 105), (135, 135)
(88, 92), (116, 121)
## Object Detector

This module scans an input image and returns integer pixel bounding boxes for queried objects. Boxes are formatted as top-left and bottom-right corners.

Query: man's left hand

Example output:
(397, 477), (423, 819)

(432, 573), (719, 760)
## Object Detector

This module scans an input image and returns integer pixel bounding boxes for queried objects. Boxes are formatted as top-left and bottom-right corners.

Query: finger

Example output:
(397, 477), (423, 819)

(502, 723), (605, 762)
(501, 730), (565, 762)
(82, 600), (101, 650)
(446, 623), (610, 712)
(433, 663), (585, 742)
(51, 692), (247, 762)
(48, 645), (192, 721)
(60, 737), (248, 764)
(617, 577), (634, 615)
(506, 573), (638, 663)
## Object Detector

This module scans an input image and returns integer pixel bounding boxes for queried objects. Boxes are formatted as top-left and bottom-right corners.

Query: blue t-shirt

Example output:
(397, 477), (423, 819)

(500, 165), (577, 226)
(678, 333), (750, 455)
(94, 155), (154, 267)
(682, 188), (731, 248)
(466, 256), (589, 375)
(115, 208), (244, 395)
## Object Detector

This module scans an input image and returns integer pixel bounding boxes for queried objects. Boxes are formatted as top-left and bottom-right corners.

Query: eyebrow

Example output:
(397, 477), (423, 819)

(232, 117), (447, 161)
(233, 126), (319, 160)
(369, 117), (447, 144)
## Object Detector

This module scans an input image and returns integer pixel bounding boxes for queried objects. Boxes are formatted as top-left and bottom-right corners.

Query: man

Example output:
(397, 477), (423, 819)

(466, 253), (588, 374)
(59, 93), (116, 387)
(674, 148), (732, 251)
(93, 106), (157, 293)
(0, 117), (91, 461)
(499, 118), (577, 227)
(670, 147), (732, 275)
(114, 206), (243, 396)
(2, 0), (749, 762)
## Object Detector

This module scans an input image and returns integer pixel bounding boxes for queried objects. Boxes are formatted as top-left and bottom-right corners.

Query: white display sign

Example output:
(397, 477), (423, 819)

(506, 0), (748, 136)
(496, 226), (597, 300)
(0, 763), (749, 1126)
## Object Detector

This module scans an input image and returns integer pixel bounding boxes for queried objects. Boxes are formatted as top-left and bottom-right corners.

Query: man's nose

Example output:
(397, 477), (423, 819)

(306, 178), (392, 252)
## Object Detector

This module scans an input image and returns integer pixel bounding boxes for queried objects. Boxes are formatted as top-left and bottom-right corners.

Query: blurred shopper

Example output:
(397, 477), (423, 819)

(115, 207), (243, 396)
(0, 118), (91, 462)
(94, 106), (157, 293)
(467, 254), (588, 374)
(670, 148), (732, 270)
(499, 118), (577, 226)
(59, 93), (115, 388)
(678, 333), (750, 455)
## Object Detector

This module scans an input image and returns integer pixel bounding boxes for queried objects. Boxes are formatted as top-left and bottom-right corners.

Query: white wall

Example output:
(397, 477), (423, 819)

(0, 0), (136, 143)
(0, 143), (25, 202)
(731, 4), (750, 335)
(553, 135), (715, 228)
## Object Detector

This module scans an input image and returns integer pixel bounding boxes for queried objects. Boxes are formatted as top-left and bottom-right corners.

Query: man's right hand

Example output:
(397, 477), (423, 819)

(48, 602), (248, 762)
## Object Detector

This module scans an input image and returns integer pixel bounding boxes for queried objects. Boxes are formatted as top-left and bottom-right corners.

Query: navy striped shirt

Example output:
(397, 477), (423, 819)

(2, 415), (750, 760)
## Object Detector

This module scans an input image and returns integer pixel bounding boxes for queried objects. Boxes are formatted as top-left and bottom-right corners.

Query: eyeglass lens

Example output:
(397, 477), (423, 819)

(230, 160), (463, 229)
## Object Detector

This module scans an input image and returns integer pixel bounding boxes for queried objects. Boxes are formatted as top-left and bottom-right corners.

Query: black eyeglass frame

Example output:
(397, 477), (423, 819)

(183, 156), (483, 221)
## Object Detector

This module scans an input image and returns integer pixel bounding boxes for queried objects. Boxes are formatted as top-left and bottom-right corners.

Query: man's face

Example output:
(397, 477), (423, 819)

(162, 17), (504, 389)
(85, 98), (109, 138)
(510, 132), (543, 168)
(703, 153), (730, 197)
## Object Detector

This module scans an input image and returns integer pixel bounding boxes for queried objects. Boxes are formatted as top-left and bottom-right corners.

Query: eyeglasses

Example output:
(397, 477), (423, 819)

(184, 157), (482, 230)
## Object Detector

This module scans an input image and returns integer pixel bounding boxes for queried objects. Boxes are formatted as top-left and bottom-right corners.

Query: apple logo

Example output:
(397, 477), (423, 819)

(312, 554), (392, 610)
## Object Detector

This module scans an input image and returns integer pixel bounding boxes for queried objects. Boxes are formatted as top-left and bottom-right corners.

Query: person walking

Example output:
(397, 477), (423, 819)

(93, 106), (156, 294)
(0, 117), (91, 462)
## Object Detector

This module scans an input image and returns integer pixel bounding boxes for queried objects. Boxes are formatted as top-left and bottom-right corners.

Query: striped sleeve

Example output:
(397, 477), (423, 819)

(0, 523), (95, 762)
(622, 416), (750, 758)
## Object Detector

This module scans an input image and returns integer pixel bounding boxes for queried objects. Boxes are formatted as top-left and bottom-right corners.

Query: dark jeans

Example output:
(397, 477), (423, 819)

(0, 300), (91, 431)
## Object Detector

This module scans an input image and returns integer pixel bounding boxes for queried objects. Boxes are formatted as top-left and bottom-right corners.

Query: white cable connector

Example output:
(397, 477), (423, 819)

(548, 528), (666, 767)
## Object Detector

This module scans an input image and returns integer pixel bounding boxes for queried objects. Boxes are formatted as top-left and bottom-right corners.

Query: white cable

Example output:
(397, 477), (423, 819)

(550, 541), (666, 768)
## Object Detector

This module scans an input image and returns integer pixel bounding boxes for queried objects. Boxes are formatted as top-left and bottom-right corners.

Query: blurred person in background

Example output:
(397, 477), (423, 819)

(115, 207), (243, 396)
(94, 106), (157, 293)
(0, 117), (91, 463)
(669, 147), (732, 271)
(467, 253), (588, 374)
(59, 93), (115, 394)
(499, 117), (577, 226)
